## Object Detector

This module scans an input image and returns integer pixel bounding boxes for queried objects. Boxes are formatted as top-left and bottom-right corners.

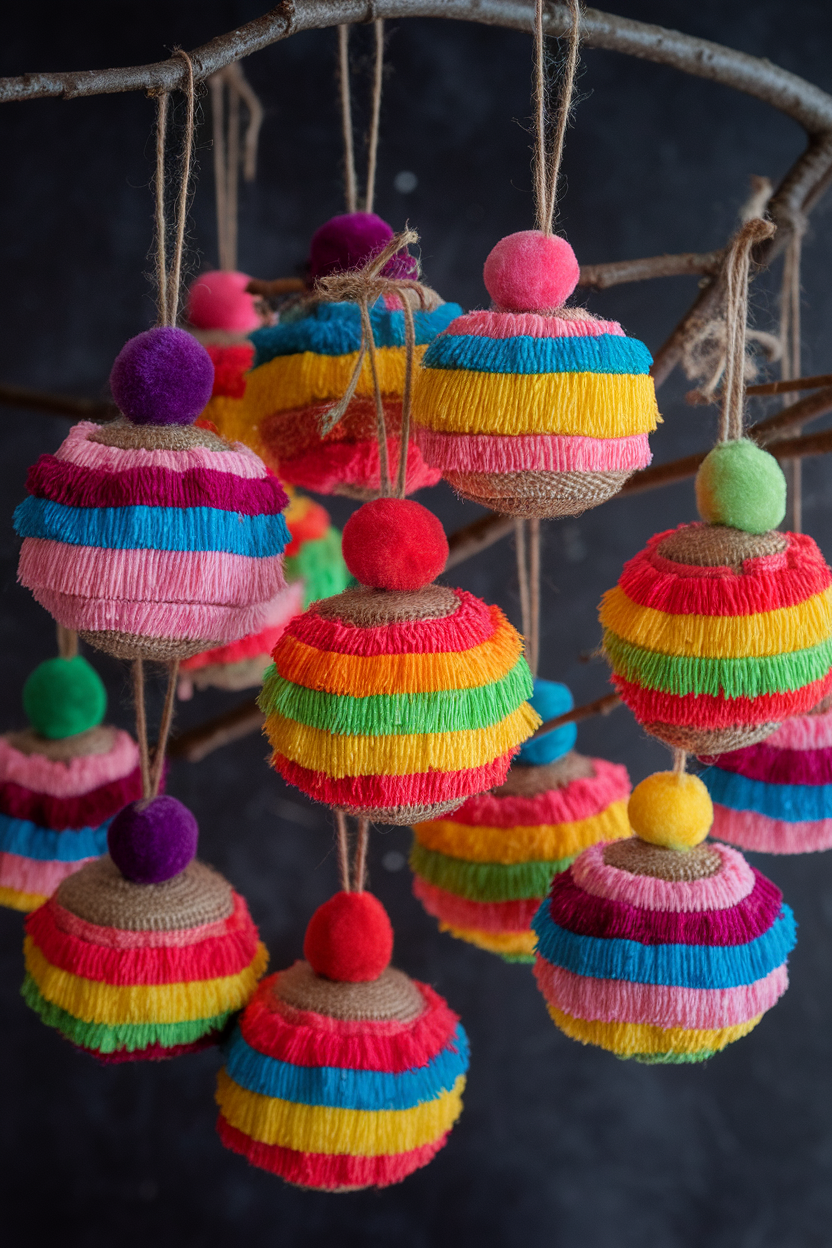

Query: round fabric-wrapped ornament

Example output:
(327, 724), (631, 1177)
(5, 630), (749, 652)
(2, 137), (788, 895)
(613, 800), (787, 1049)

(0, 655), (149, 912)
(699, 702), (832, 853)
(216, 888), (469, 1190)
(13, 327), (291, 663)
(243, 214), (462, 498)
(410, 679), (632, 963)
(599, 440), (832, 754)
(22, 795), (267, 1061)
(533, 769), (796, 1063)
(412, 230), (659, 517)
(258, 497), (540, 824)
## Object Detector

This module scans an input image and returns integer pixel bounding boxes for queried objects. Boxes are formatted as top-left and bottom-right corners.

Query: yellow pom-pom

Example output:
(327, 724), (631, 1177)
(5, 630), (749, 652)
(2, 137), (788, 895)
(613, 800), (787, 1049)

(627, 772), (713, 850)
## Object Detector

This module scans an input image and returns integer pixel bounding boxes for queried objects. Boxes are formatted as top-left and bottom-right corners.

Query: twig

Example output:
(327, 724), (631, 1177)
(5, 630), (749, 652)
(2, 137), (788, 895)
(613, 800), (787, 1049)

(747, 372), (832, 395)
(577, 250), (723, 289)
(446, 513), (516, 571)
(246, 276), (306, 296)
(167, 697), (264, 762)
(531, 692), (621, 738)
(0, 382), (117, 421)
(748, 385), (832, 443)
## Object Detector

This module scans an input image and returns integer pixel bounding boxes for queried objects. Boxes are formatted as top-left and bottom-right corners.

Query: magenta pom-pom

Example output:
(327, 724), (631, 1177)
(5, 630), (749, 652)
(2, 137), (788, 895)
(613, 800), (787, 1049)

(186, 270), (261, 333)
(483, 230), (580, 313)
(107, 795), (198, 884)
(109, 328), (215, 426)
(308, 212), (418, 283)
(341, 498), (449, 591)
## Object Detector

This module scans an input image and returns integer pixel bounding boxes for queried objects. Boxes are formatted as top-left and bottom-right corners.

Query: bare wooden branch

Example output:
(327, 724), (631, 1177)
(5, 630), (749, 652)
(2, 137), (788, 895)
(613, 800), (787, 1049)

(446, 513), (516, 570)
(246, 276), (306, 296)
(167, 698), (264, 763)
(531, 692), (621, 738)
(748, 385), (832, 443)
(747, 373), (832, 396)
(578, 251), (722, 290)
(0, 382), (116, 422)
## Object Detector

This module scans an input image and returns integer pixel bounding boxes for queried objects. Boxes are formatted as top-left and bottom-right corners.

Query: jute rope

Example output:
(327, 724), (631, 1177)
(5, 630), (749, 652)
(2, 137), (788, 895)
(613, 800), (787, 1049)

(153, 48), (197, 327)
(333, 809), (371, 893)
(534, 0), (581, 235)
(672, 747), (687, 774)
(56, 623), (78, 660)
(209, 62), (263, 272)
(514, 518), (541, 676)
(718, 216), (776, 443)
(780, 213), (807, 532)
(336, 20), (385, 215)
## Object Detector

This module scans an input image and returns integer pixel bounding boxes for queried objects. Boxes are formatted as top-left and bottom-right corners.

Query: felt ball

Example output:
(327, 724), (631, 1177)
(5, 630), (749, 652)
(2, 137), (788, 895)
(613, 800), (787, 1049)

(628, 772), (713, 851)
(516, 679), (577, 766)
(186, 270), (262, 334)
(483, 230), (580, 313)
(303, 891), (393, 982)
(110, 327), (215, 426)
(307, 212), (418, 283)
(341, 498), (449, 591)
(107, 795), (198, 884)
(695, 440), (787, 534)
(22, 656), (107, 740)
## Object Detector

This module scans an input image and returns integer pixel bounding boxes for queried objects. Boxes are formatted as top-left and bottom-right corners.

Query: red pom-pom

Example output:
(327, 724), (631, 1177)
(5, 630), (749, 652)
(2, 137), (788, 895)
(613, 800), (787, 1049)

(304, 891), (393, 982)
(483, 230), (579, 312)
(341, 499), (448, 591)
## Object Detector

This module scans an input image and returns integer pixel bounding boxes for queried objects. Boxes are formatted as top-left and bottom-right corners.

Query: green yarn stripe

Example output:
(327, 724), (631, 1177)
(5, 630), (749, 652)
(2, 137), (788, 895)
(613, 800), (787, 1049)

(21, 975), (233, 1054)
(604, 629), (832, 699)
(260, 657), (534, 736)
(629, 1050), (716, 1065)
(284, 528), (351, 609)
(409, 840), (574, 902)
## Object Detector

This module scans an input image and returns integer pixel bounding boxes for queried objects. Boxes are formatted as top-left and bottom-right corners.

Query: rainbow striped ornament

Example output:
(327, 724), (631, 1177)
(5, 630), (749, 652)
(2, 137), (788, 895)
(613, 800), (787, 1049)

(201, 341), (256, 445)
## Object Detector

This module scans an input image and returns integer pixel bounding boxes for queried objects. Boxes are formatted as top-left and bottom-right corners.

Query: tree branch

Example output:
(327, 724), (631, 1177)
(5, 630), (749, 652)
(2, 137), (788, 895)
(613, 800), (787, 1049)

(531, 692), (621, 738)
(0, 382), (117, 422)
(577, 251), (722, 289)
(747, 373), (832, 396)
(167, 698), (264, 763)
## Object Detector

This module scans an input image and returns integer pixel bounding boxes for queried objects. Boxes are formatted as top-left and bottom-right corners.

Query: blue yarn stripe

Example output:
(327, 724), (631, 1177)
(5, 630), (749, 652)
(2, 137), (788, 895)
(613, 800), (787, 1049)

(532, 898), (796, 989)
(14, 497), (290, 558)
(422, 332), (653, 376)
(223, 1025), (470, 1110)
(0, 812), (110, 861)
(701, 765), (832, 823)
(250, 300), (463, 367)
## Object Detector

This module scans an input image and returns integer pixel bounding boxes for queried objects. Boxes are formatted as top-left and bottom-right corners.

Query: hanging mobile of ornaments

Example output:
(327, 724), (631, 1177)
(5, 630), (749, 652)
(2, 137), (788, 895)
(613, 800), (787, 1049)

(412, 0), (659, 518)
(410, 679), (631, 963)
(0, 633), (149, 912)
(533, 759), (796, 1063)
(600, 215), (832, 754)
(215, 813), (468, 1190)
(242, 21), (461, 498)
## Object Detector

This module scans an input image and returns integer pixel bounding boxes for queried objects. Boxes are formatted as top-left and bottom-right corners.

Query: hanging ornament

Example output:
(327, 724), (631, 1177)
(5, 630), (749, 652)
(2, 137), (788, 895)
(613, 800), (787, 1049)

(533, 765), (796, 1062)
(412, 0), (658, 518)
(216, 804), (468, 1190)
(22, 794), (267, 1060)
(698, 702), (832, 853)
(410, 679), (631, 962)
(259, 497), (539, 824)
(0, 646), (149, 912)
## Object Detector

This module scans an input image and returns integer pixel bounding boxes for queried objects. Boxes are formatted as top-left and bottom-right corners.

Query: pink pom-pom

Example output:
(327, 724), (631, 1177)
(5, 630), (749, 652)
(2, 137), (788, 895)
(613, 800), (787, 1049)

(483, 230), (580, 313)
(341, 498), (449, 591)
(186, 270), (261, 334)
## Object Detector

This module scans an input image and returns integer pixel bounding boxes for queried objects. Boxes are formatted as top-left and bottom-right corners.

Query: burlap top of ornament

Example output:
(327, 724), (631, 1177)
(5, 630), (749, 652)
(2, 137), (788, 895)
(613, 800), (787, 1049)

(14, 327), (291, 662)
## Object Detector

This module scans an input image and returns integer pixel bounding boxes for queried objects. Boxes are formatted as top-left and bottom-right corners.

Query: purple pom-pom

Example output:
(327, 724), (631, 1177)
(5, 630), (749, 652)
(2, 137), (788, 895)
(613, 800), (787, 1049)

(108, 795), (198, 884)
(109, 327), (215, 426)
(308, 212), (418, 283)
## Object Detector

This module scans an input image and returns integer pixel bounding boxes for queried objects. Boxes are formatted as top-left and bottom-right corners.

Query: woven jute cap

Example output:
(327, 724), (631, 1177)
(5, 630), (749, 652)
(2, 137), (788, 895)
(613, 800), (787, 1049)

(644, 720), (779, 753)
(6, 724), (117, 761)
(444, 469), (631, 519)
(603, 837), (722, 882)
(91, 419), (228, 453)
(55, 855), (234, 931)
(80, 630), (220, 662)
(810, 694), (832, 716)
(657, 524), (787, 570)
(495, 751), (595, 798)
(186, 655), (272, 693)
(348, 798), (465, 826)
(315, 584), (458, 628)
(274, 960), (425, 1023)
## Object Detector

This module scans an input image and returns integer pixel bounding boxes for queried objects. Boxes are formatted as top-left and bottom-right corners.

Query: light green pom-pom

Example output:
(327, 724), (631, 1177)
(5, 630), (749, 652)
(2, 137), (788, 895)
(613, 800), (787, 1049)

(695, 440), (786, 534)
(23, 656), (107, 740)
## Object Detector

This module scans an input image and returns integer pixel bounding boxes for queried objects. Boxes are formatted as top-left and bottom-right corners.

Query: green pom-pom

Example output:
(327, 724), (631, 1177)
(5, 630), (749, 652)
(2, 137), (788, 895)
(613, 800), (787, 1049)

(695, 440), (786, 534)
(285, 527), (351, 609)
(23, 656), (107, 740)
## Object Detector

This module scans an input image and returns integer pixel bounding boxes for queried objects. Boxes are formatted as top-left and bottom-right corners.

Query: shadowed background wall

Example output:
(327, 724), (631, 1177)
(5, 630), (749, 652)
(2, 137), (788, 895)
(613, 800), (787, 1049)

(2, 3), (832, 1245)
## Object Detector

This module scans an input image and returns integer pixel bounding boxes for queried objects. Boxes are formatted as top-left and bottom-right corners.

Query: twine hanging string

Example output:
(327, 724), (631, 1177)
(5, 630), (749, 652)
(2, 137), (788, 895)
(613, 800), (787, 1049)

(534, 0), (581, 236)
(335, 809), (351, 892)
(337, 21), (385, 215)
(132, 659), (152, 800)
(780, 214), (807, 531)
(672, 748), (687, 775)
(315, 230), (440, 499)
(150, 661), (180, 799)
(515, 520), (541, 676)
(209, 61), (263, 271)
(153, 49), (197, 327)
(56, 624), (78, 660)
(353, 818), (370, 892)
(333, 811), (370, 893)
(717, 216), (777, 443)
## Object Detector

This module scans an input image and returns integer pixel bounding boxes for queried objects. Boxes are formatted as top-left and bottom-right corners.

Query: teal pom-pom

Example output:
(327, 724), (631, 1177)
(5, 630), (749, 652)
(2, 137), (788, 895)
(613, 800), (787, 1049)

(23, 656), (107, 740)
(516, 679), (576, 766)
(695, 440), (786, 534)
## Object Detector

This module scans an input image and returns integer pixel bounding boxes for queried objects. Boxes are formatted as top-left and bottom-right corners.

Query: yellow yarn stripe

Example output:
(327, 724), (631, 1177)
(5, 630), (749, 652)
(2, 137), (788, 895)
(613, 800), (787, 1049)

(0, 884), (44, 912)
(274, 615), (522, 696)
(244, 346), (427, 417)
(546, 1004), (762, 1057)
(215, 1068), (466, 1155)
(413, 800), (631, 864)
(413, 368), (660, 437)
(440, 923), (537, 958)
(24, 937), (269, 1025)
(599, 584), (832, 658)
(265, 703), (539, 778)
(204, 395), (258, 449)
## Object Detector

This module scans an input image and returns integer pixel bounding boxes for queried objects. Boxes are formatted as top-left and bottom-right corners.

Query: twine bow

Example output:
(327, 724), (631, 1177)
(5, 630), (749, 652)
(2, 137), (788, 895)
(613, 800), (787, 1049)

(315, 229), (441, 498)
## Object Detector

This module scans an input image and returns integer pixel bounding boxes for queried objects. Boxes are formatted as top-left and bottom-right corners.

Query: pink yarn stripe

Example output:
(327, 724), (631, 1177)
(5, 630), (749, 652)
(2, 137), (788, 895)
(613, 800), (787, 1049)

(0, 851), (93, 897)
(444, 758), (631, 828)
(412, 875), (540, 933)
(19, 539), (286, 608)
(767, 710), (832, 751)
(442, 310), (625, 340)
(49, 889), (247, 949)
(700, 742), (832, 786)
(0, 730), (138, 797)
(533, 957), (788, 1029)
(181, 582), (305, 672)
(710, 805), (832, 854)
(55, 421), (270, 479)
(290, 591), (495, 658)
(415, 428), (652, 474)
(571, 840), (755, 912)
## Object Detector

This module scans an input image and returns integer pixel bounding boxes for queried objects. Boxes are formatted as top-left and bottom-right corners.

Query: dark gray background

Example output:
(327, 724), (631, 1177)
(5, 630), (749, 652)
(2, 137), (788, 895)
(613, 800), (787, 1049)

(1, 3), (831, 1245)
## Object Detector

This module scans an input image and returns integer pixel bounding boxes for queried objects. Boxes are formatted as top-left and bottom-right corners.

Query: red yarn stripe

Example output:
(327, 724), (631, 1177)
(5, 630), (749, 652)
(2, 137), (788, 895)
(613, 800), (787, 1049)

(0, 765), (145, 830)
(288, 590), (495, 657)
(546, 868), (782, 946)
(274, 438), (441, 496)
(442, 757), (630, 828)
(412, 876), (540, 933)
(217, 1115), (447, 1188)
(207, 343), (254, 399)
(272, 752), (516, 807)
(239, 974), (459, 1072)
(700, 743), (832, 785)
(612, 673), (832, 728)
